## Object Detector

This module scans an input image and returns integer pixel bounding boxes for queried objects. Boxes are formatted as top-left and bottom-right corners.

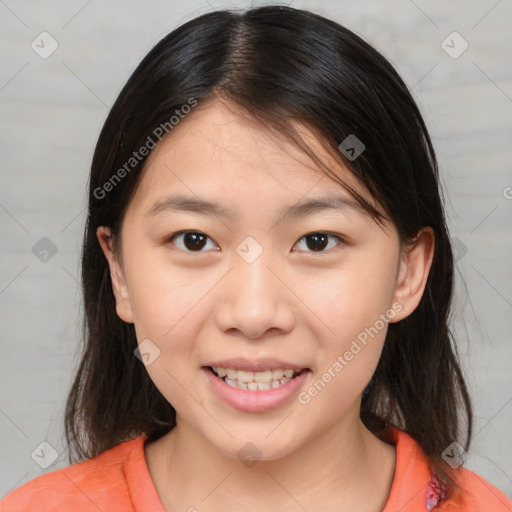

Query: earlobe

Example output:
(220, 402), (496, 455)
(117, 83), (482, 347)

(389, 227), (435, 323)
(96, 226), (135, 324)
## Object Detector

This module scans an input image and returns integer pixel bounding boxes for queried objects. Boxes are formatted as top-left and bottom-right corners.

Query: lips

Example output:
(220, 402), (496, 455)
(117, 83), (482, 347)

(202, 364), (311, 412)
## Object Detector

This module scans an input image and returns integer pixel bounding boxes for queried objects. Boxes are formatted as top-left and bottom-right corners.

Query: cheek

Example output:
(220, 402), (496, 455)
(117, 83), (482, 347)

(125, 246), (211, 335)
(126, 266), (213, 414)
(302, 262), (396, 345)
(299, 277), (391, 413)
(297, 256), (396, 397)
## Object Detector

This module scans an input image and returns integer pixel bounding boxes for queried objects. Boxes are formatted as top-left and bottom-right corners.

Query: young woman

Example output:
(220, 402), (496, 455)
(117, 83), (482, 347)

(2, 5), (510, 511)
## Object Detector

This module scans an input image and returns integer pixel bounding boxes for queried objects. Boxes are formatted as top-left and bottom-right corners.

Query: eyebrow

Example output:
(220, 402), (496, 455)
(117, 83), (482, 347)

(145, 193), (368, 221)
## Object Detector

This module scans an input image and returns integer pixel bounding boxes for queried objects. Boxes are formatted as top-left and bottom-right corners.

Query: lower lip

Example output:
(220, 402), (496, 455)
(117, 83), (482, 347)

(202, 367), (310, 413)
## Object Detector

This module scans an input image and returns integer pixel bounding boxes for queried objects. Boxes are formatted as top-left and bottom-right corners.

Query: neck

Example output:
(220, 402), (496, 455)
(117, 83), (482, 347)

(146, 407), (395, 512)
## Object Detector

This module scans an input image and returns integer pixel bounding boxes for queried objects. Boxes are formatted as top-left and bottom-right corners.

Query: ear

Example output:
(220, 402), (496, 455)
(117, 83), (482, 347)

(389, 227), (435, 323)
(96, 226), (134, 324)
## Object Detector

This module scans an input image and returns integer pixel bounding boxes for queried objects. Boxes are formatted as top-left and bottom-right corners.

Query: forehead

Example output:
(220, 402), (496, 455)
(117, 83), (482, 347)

(125, 99), (381, 221)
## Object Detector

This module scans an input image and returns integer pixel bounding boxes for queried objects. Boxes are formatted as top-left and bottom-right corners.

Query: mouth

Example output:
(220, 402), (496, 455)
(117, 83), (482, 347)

(207, 366), (308, 391)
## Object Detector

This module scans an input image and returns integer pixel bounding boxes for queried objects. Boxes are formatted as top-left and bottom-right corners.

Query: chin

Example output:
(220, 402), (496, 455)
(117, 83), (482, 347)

(210, 430), (299, 464)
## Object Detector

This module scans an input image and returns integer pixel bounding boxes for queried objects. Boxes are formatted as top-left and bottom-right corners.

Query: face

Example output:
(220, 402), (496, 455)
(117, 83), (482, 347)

(98, 98), (433, 461)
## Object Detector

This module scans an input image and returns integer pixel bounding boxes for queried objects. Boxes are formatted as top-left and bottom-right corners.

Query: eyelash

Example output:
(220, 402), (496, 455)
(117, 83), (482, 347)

(165, 230), (346, 254)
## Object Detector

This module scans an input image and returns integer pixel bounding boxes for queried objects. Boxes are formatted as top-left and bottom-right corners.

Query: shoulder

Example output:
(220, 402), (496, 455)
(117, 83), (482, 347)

(437, 465), (512, 512)
(384, 426), (512, 512)
(0, 435), (146, 512)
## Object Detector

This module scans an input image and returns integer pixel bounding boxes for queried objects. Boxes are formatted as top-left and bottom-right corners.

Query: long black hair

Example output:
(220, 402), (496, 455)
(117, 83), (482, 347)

(66, 5), (472, 498)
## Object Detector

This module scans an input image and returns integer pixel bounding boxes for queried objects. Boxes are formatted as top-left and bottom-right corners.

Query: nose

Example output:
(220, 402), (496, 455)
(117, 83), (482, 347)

(214, 250), (296, 340)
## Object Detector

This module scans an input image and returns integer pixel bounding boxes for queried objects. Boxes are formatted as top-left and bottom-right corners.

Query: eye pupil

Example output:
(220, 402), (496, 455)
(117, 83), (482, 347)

(184, 232), (207, 251)
(306, 233), (328, 252)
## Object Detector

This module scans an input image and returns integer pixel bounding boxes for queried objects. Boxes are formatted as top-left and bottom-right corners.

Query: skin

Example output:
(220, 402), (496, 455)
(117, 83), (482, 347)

(97, 98), (434, 512)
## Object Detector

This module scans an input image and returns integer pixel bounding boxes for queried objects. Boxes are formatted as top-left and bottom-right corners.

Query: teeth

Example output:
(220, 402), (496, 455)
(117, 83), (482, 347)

(211, 366), (302, 390)
(254, 370), (273, 383)
(272, 369), (285, 380)
(237, 370), (254, 383)
(226, 368), (238, 380)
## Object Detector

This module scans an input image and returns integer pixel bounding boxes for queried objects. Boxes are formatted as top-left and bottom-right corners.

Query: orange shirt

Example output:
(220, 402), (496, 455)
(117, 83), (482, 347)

(1, 426), (510, 511)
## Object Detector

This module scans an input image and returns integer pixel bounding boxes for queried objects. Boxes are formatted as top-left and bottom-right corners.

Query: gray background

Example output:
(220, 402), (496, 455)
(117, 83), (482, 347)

(1, 0), (511, 502)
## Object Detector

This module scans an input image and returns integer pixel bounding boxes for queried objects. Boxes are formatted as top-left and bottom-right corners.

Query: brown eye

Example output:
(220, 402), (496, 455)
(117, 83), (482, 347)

(294, 232), (343, 253)
(167, 231), (218, 252)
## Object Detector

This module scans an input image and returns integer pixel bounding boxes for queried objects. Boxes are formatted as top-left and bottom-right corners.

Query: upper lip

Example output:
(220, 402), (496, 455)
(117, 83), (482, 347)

(204, 358), (309, 372)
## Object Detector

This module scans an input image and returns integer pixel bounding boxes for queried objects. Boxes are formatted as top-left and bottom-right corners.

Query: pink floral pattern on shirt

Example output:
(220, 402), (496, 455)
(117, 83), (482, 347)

(425, 475), (448, 510)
